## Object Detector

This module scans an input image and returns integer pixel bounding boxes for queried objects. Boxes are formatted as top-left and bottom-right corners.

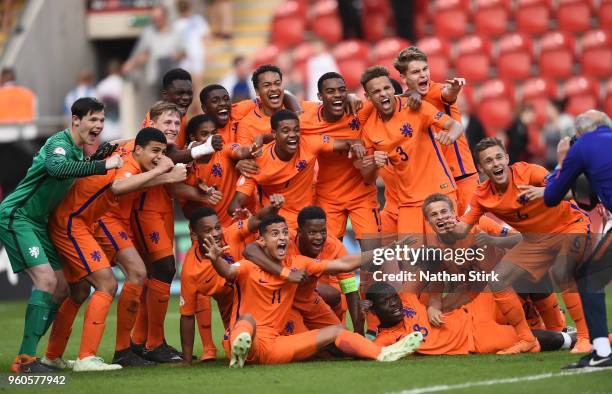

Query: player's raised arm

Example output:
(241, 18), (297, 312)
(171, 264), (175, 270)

(166, 134), (224, 164)
(246, 194), (285, 233)
(433, 115), (464, 146)
(112, 155), (185, 195)
(201, 234), (238, 282)
(44, 140), (118, 179)
(172, 180), (223, 206)
(242, 242), (308, 283)
(441, 77), (466, 105)
(331, 139), (366, 159)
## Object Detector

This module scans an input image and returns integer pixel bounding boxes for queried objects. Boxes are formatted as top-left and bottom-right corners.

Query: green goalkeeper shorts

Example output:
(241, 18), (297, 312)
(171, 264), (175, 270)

(0, 215), (62, 273)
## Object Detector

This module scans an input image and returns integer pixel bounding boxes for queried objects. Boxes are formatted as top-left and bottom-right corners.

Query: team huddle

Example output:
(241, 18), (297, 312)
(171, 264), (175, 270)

(2, 46), (604, 373)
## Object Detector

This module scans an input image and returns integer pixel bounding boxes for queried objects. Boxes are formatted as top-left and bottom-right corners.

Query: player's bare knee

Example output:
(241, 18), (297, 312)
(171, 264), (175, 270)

(53, 278), (70, 303)
(36, 273), (58, 293)
(125, 264), (147, 285)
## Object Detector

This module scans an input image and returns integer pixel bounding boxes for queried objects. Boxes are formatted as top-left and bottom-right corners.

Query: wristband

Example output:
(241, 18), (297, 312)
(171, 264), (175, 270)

(339, 277), (358, 294)
(191, 136), (215, 159)
(280, 267), (291, 279)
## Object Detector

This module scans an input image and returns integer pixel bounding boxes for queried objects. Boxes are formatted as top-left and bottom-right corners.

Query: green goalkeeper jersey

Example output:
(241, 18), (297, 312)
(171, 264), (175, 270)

(0, 128), (107, 226)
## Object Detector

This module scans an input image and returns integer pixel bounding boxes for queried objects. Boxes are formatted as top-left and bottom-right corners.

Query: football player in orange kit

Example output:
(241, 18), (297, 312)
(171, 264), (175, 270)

(228, 110), (365, 229)
(44, 128), (186, 370)
(202, 215), (424, 367)
(447, 137), (592, 354)
(394, 47), (478, 216)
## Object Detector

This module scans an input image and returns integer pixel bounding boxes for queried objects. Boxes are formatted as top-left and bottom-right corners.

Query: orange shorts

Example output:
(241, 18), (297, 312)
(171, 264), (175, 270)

(502, 220), (591, 281)
(50, 219), (112, 284)
(293, 294), (341, 330)
(93, 218), (135, 262)
(132, 210), (174, 263)
(316, 197), (381, 240)
(455, 174), (479, 216)
(282, 308), (310, 335)
(223, 328), (319, 365)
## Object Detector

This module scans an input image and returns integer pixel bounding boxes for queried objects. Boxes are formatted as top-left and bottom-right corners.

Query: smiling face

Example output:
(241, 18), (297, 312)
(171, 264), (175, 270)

(401, 60), (430, 96)
(190, 120), (218, 142)
(318, 78), (347, 119)
(257, 221), (290, 262)
(255, 71), (284, 113)
(477, 145), (510, 187)
(273, 118), (300, 157)
(134, 141), (167, 171)
(371, 292), (404, 327)
(298, 219), (327, 258)
(424, 200), (455, 235)
(365, 76), (396, 118)
(162, 79), (193, 115)
(202, 88), (231, 127)
(73, 110), (105, 146)
(152, 110), (181, 145)
(195, 215), (224, 247)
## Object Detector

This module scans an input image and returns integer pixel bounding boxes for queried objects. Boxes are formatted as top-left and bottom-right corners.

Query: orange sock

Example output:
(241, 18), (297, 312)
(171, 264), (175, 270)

(131, 279), (149, 346)
(46, 298), (81, 360)
(145, 279), (171, 349)
(493, 289), (536, 342)
(196, 294), (217, 353)
(116, 283), (142, 352)
(230, 319), (254, 343)
(534, 294), (565, 331)
(561, 289), (590, 340)
(79, 291), (112, 359)
(334, 330), (381, 360)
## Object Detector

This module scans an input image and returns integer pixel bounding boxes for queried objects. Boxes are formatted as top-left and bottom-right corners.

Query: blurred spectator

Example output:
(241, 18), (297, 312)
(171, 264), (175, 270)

(96, 60), (124, 142)
(457, 94), (486, 152)
(542, 98), (575, 170)
(389, 0), (414, 42)
(0, 67), (36, 123)
(208, 0), (233, 40)
(506, 103), (535, 164)
(121, 5), (185, 92)
(306, 41), (339, 101)
(220, 55), (256, 102)
(64, 68), (98, 125)
(337, 0), (363, 39)
(277, 51), (305, 101)
(174, 0), (209, 79)
(0, 66), (15, 86)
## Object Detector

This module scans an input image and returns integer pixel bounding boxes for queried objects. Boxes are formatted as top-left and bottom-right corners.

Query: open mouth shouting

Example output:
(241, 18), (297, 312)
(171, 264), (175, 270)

(492, 166), (505, 181)
(286, 137), (299, 150)
(331, 99), (344, 113)
(380, 96), (392, 112)
(277, 239), (288, 258)
(268, 91), (282, 106)
(217, 107), (229, 123)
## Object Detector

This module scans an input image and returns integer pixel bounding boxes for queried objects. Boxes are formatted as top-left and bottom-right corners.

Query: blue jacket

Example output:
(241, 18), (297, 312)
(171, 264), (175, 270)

(544, 125), (612, 211)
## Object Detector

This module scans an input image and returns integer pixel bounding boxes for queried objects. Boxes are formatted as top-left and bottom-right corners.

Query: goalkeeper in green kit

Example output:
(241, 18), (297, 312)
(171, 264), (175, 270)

(0, 98), (123, 373)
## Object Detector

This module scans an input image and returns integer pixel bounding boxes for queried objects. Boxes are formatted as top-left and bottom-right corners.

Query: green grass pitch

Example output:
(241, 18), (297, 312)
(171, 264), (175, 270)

(0, 293), (610, 394)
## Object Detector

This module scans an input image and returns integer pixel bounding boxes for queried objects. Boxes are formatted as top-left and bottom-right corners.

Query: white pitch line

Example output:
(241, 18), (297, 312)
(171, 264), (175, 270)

(387, 368), (611, 394)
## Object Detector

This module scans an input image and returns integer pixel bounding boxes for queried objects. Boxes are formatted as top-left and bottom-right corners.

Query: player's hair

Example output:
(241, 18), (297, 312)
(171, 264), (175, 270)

(199, 84), (227, 105)
(162, 68), (192, 90)
(189, 206), (218, 229)
(252, 64), (282, 89)
(317, 72), (345, 93)
(390, 78), (404, 95)
(149, 101), (181, 122)
(422, 193), (455, 216)
(258, 214), (287, 235)
(365, 282), (398, 304)
(135, 127), (167, 148)
(71, 97), (105, 119)
(473, 137), (506, 164)
(297, 206), (327, 228)
(271, 109), (299, 131)
(360, 66), (390, 90)
(186, 114), (216, 142)
(393, 46), (428, 75)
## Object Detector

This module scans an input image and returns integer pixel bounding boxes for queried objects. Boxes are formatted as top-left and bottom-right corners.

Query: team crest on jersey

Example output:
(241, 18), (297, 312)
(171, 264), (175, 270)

(150, 232), (160, 244)
(28, 246), (40, 259)
(434, 111), (444, 120)
(118, 231), (129, 241)
(402, 307), (416, 318)
(296, 160), (307, 172)
(400, 123), (413, 138)
(348, 118), (360, 131)
(212, 163), (223, 177)
(91, 250), (102, 262)
(236, 219), (244, 229)
(323, 135), (330, 143)
(284, 320), (295, 334)
(53, 147), (66, 156)
(230, 143), (240, 150)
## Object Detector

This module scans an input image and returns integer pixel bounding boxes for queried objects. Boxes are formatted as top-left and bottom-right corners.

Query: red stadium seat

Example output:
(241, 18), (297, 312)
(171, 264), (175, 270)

(581, 30), (612, 78)
(310, 0), (343, 45)
(455, 35), (492, 82)
(292, 42), (316, 66)
(372, 37), (411, 79)
(416, 36), (451, 58)
(601, 0), (612, 27)
(253, 45), (280, 68)
(521, 77), (558, 125)
(539, 32), (576, 79)
(564, 76), (600, 116)
(417, 37), (452, 81)
(333, 40), (371, 90)
(270, 1), (304, 48)
(474, 0), (510, 37)
(605, 79), (612, 119)
(497, 33), (533, 80)
(557, 0), (592, 33)
(478, 79), (515, 132)
(362, 13), (387, 42)
(516, 0), (551, 34)
(433, 0), (469, 39)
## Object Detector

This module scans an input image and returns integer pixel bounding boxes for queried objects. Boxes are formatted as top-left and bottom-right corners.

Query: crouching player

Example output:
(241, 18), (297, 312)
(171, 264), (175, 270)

(202, 215), (424, 368)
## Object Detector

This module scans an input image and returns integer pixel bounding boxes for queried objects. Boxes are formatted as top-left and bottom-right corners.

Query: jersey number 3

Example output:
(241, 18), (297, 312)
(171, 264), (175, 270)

(396, 146), (409, 161)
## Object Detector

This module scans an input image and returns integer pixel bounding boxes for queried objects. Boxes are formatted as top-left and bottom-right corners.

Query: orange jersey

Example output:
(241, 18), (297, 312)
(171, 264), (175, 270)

(425, 82), (477, 178)
(99, 153), (143, 225)
(141, 113), (188, 149)
(362, 97), (456, 206)
(462, 162), (588, 236)
(299, 101), (377, 204)
(379, 162), (399, 216)
(184, 144), (241, 227)
(235, 135), (335, 227)
(235, 106), (272, 146)
(373, 292), (472, 355)
(211, 99), (257, 144)
(229, 255), (328, 338)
